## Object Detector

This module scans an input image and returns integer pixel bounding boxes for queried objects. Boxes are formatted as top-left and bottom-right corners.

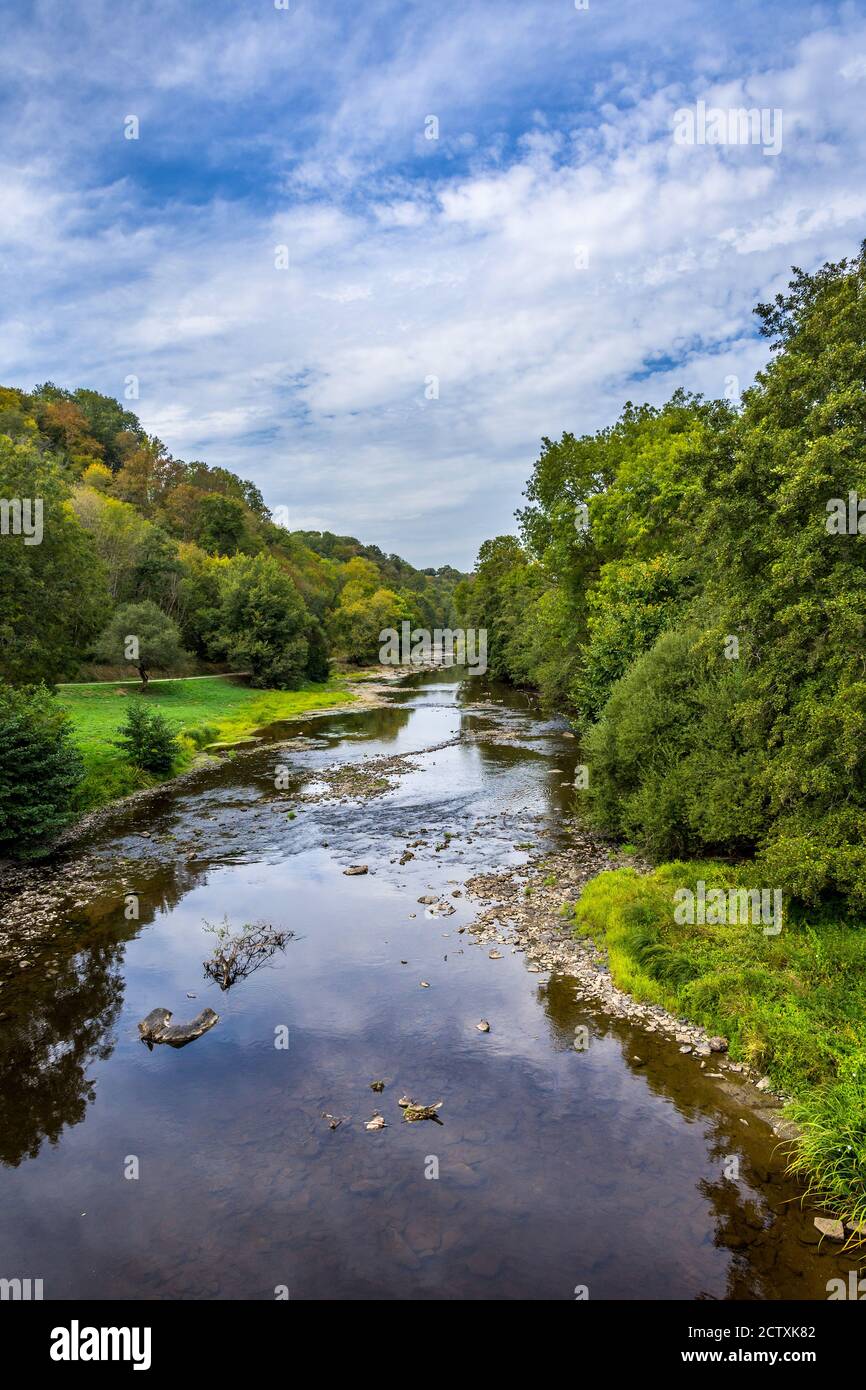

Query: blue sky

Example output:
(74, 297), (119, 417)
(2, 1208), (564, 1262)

(1, 0), (865, 567)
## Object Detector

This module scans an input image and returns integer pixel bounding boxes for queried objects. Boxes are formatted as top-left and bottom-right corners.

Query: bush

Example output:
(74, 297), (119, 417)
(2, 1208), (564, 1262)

(584, 626), (767, 860)
(0, 682), (83, 855)
(113, 700), (178, 773)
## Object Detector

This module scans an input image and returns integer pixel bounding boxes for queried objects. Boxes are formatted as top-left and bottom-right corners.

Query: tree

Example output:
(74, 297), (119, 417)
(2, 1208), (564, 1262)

(0, 437), (109, 683)
(113, 700), (178, 773)
(177, 544), (226, 658)
(81, 461), (114, 492)
(338, 555), (381, 599)
(111, 435), (180, 515)
(128, 526), (184, 612)
(96, 600), (186, 686)
(304, 619), (331, 682)
(37, 398), (104, 475)
(72, 487), (151, 599)
(0, 683), (84, 855)
(328, 584), (413, 664)
(455, 536), (535, 682)
(31, 384), (144, 472)
(195, 493), (249, 556)
(215, 554), (310, 687)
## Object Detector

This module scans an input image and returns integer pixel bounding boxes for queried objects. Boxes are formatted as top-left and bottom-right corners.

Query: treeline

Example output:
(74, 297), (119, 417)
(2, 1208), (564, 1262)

(456, 244), (866, 911)
(0, 382), (462, 688)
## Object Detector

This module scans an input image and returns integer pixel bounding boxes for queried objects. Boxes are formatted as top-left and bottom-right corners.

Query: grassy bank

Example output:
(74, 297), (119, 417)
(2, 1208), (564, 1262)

(573, 862), (866, 1231)
(58, 674), (356, 812)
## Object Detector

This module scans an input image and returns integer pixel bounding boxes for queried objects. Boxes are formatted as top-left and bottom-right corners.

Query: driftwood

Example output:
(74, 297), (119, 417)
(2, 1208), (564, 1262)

(202, 918), (294, 991)
(138, 1006), (219, 1049)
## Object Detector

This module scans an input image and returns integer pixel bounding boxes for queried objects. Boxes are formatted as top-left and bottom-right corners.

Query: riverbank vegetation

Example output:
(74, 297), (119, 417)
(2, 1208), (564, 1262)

(574, 863), (866, 1232)
(57, 674), (354, 813)
(457, 245), (866, 1226)
(0, 379), (462, 844)
(457, 246), (866, 909)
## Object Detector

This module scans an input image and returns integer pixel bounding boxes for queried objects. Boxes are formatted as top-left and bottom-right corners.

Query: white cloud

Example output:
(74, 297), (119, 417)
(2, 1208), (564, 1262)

(0, 4), (864, 565)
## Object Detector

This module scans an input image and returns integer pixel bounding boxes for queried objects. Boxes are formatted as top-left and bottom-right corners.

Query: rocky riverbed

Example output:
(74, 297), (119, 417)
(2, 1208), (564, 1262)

(465, 838), (801, 1145)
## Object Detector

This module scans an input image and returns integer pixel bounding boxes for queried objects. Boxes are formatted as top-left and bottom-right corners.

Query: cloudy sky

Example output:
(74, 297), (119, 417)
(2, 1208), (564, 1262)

(1, 1), (864, 567)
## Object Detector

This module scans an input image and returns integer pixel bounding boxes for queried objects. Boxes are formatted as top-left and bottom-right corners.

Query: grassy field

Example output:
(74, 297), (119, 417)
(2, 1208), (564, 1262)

(573, 861), (866, 1234)
(58, 674), (356, 811)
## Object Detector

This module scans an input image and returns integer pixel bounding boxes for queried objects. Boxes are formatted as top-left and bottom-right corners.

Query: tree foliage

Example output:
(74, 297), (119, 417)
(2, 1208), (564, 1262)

(215, 554), (311, 688)
(0, 380), (464, 700)
(0, 436), (109, 682)
(112, 700), (178, 774)
(96, 600), (186, 685)
(459, 243), (866, 908)
(0, 683), (84, 853)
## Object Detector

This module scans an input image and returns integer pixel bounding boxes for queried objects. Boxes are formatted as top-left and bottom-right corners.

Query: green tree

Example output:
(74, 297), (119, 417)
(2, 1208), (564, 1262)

(72, 487), (151, 600)
(127, 525), (183, 611)
(113, 700), (178, 774)
(177, 544), (225, 658)
(329, 584), (412, 665)
(96, 600), (186, 686)
(455, 536), (535, 682)
(195, 493), (249, 556)
(216, 554), (310, 687)
(0, 437), (109, 683)
(0, 683), (84, 855)
(304, 619), (331, 682)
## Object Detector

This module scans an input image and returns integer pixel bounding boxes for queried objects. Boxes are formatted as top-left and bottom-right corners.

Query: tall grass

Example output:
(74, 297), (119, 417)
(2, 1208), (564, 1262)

(574, 862), (866, 1229)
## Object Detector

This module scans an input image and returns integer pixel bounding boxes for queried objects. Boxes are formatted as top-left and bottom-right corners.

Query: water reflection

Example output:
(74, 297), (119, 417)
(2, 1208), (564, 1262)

(0, 670), (858, 1298)
(0, 932), (126, 1166)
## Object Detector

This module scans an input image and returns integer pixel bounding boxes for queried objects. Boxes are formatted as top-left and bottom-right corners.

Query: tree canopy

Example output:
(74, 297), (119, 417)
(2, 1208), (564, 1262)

(457, 242), (866, 910)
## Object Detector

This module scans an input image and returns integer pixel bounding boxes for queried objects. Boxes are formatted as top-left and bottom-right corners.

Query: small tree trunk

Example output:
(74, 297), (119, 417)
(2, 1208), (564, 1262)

(138, 665), (149, 688)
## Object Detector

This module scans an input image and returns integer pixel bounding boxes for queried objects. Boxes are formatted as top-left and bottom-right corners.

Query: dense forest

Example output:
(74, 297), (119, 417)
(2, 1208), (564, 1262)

(0, 381), (461, 688)
(456, 245), (866, 917)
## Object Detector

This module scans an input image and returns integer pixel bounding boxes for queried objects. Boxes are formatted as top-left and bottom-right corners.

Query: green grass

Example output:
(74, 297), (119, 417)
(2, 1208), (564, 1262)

(573, 861), (866, 1234)
(58, 674), (355, 812)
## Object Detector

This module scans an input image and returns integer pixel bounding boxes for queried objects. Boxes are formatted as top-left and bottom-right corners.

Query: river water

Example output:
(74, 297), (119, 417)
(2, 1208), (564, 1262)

(0, 671), (855, 1299)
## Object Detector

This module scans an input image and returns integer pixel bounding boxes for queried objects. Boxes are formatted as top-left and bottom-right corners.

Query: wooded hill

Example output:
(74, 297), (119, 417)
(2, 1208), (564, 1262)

(0, 382), (462, 687)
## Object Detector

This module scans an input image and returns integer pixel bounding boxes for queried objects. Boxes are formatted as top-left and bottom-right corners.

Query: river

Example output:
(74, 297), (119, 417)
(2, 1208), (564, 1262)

(0, 670), (852, 1299)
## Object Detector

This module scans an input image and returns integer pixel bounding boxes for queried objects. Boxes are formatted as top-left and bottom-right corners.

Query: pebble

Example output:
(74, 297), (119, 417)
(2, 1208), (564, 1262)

(813, 1217), (845, 1241)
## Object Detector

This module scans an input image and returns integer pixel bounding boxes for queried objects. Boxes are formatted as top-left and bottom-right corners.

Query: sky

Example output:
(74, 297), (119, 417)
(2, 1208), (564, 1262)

(0, 1), (864, 568)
